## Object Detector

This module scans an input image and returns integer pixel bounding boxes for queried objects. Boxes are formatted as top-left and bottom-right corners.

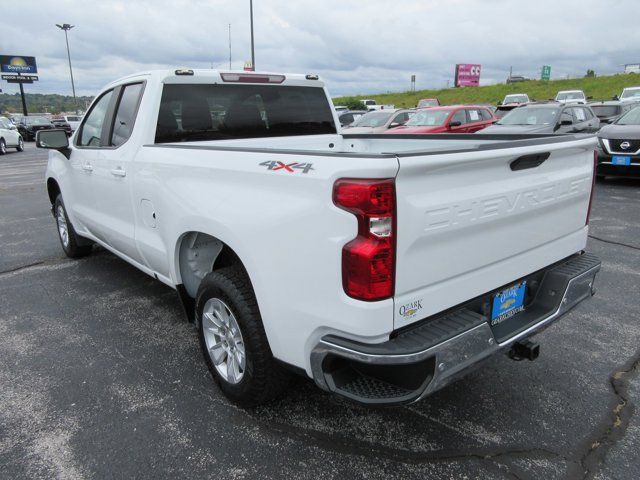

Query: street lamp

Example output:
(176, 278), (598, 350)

(249, 0), (255, 70)
(56, 23), (77, 109)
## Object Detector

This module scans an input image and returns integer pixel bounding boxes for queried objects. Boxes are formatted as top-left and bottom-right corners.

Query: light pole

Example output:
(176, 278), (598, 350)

(56, 23), (77, 109)
(228, 23), (232, 70)
(249, 0), (255, 70)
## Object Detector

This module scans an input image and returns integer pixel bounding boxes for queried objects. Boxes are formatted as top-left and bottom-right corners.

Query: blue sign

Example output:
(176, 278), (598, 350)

(0, 55), (38, 74)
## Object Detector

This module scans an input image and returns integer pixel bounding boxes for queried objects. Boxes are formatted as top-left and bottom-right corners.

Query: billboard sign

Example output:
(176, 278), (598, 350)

(455, 64), (481, 87)
(0, 55), (38, 74)
(541, 65), (551, 81)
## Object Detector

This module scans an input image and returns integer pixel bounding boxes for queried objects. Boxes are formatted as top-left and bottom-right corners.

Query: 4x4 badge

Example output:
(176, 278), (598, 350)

(259, 161), (314, 173)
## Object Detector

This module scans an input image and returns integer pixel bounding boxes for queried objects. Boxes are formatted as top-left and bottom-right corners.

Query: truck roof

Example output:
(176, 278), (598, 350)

(103, 69), (325, 90)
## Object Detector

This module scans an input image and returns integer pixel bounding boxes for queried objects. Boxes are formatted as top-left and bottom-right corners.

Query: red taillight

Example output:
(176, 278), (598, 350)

(333, 179), (396, 301)
(586, 150), (597, 226)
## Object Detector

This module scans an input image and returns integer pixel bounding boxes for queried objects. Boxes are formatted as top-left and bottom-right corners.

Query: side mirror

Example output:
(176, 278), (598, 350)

(587, 96), (593, 100)
(449, 121), (462, 127)
(388, 122), (401, 128)
(560, 119), (573, 126)
(612, 95), (619, 101)
(9, 124), (17, 130)
(36, 129), (70, 151)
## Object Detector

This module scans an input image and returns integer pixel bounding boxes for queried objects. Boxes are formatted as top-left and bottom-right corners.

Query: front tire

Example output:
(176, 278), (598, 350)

(0, 139), (6, 155)
(54, 195), (93, 258)
(196, 267), (291, 407)
(16, 137), (24, 152)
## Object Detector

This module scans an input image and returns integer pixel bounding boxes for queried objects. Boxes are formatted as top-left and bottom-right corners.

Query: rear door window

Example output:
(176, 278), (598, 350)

(479, 108), (493, 120)
(111, 83), (144, 147)
(467, 109), (482, 122)
(155, 84), (336, 143)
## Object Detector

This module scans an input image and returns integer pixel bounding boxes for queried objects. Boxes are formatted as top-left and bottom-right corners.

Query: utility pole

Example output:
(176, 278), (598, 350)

(249, 0), (255, 70)
(228, 24), (232, 69)
(56, 23), (77, 110)
(18, 74), (28, 116)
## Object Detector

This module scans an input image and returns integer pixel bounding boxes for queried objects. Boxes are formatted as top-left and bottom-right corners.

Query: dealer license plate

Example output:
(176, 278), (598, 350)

(491, 281), (526, 326)
(612, 156), (631, 166)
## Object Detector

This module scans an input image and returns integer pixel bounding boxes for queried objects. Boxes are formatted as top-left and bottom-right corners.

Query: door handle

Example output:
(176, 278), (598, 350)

(82, 164), (93, 172)
(110, 168), (126, 177)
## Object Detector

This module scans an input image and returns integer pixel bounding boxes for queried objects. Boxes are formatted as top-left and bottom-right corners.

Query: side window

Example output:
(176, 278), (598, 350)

(391, 112), (408, 125)
(560, 111), (574, 124)
(451, 110), (466, 124)
(480, 109), (493, 120)
(467, 109), (481, 122)
(0, 118), (8, 129)
(573, 107), (587, 122)
(111, 83), (144, 147)
(78, 90), (114, 147)
(583, 107), (594, 120)
(340, 113), (353, 125)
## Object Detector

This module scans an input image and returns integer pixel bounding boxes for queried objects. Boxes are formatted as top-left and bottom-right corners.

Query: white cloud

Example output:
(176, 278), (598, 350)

(2, 0), (639, 97)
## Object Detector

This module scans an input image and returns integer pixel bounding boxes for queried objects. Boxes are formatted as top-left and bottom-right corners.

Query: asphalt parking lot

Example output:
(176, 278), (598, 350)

(1, 143), (639, 480)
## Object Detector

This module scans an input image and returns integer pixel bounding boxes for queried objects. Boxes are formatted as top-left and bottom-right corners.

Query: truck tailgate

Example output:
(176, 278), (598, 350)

(393, 136), (597, 329)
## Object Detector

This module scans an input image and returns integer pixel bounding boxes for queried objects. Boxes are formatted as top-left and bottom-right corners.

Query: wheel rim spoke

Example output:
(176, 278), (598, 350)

(202, 311), (223, 335)
(227, 352), (238, 383)
(209, 344), (226, 366)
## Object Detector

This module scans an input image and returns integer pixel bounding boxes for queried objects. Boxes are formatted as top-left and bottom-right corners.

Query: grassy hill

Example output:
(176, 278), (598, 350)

(334, 73), (640, 108)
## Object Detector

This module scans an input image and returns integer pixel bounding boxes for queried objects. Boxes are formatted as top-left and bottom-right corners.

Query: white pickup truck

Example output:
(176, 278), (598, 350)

(360, 99), (395, 111)
(38, 69), (601, 407)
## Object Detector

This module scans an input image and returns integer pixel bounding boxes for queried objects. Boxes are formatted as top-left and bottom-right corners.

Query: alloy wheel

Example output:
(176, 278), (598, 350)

(201, 298), (246, 384)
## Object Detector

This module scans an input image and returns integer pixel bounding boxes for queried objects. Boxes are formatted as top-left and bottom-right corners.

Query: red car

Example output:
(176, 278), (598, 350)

(386, 105), (496, 134)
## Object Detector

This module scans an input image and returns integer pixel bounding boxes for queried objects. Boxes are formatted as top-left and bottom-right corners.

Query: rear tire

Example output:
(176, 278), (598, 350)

(196, 266), (291, 407)
(54, 195), (93, 258)
(16, 137), (24, 152)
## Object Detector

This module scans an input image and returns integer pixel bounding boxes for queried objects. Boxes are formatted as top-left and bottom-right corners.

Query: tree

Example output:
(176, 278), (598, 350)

(585, 69), (596, 78)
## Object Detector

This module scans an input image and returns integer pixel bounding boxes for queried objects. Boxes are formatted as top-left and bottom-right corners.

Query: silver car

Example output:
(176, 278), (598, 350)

(344, 109), (414, 134)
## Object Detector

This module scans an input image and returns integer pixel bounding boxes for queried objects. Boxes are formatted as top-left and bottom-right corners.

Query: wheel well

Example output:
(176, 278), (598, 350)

(178, 232), (244, 298)
(47, 178), (61, 205)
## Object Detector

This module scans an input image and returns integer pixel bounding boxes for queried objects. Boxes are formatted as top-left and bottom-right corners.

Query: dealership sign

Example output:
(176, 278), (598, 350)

(455, 64), (481, 87)
(0, 55), (38, 74)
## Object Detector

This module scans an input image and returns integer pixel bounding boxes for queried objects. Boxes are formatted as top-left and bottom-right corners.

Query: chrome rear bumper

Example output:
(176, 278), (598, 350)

(310, 253), (601, 405)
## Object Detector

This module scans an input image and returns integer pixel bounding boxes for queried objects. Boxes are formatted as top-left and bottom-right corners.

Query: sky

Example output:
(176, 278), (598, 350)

(2, 0), (640, 98)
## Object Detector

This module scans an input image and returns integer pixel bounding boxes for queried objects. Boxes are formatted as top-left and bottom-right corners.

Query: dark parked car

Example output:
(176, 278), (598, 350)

(17, 116), (55, 141)
(506, 75), (528, 84)
(51, 118), (73, 135)
(337, 110), (368, 128)
(482, 103), (600, 134)
(596, 105), (640, 178)
(588, 100), (639, 125)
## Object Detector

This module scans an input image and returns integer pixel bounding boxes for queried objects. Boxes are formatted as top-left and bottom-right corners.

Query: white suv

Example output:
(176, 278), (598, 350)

(0, 116), (24, 154)
(555, 90), (588, 104)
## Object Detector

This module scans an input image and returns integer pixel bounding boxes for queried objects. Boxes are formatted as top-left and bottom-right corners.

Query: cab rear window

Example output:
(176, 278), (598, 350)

(155, 84), (336, 143)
